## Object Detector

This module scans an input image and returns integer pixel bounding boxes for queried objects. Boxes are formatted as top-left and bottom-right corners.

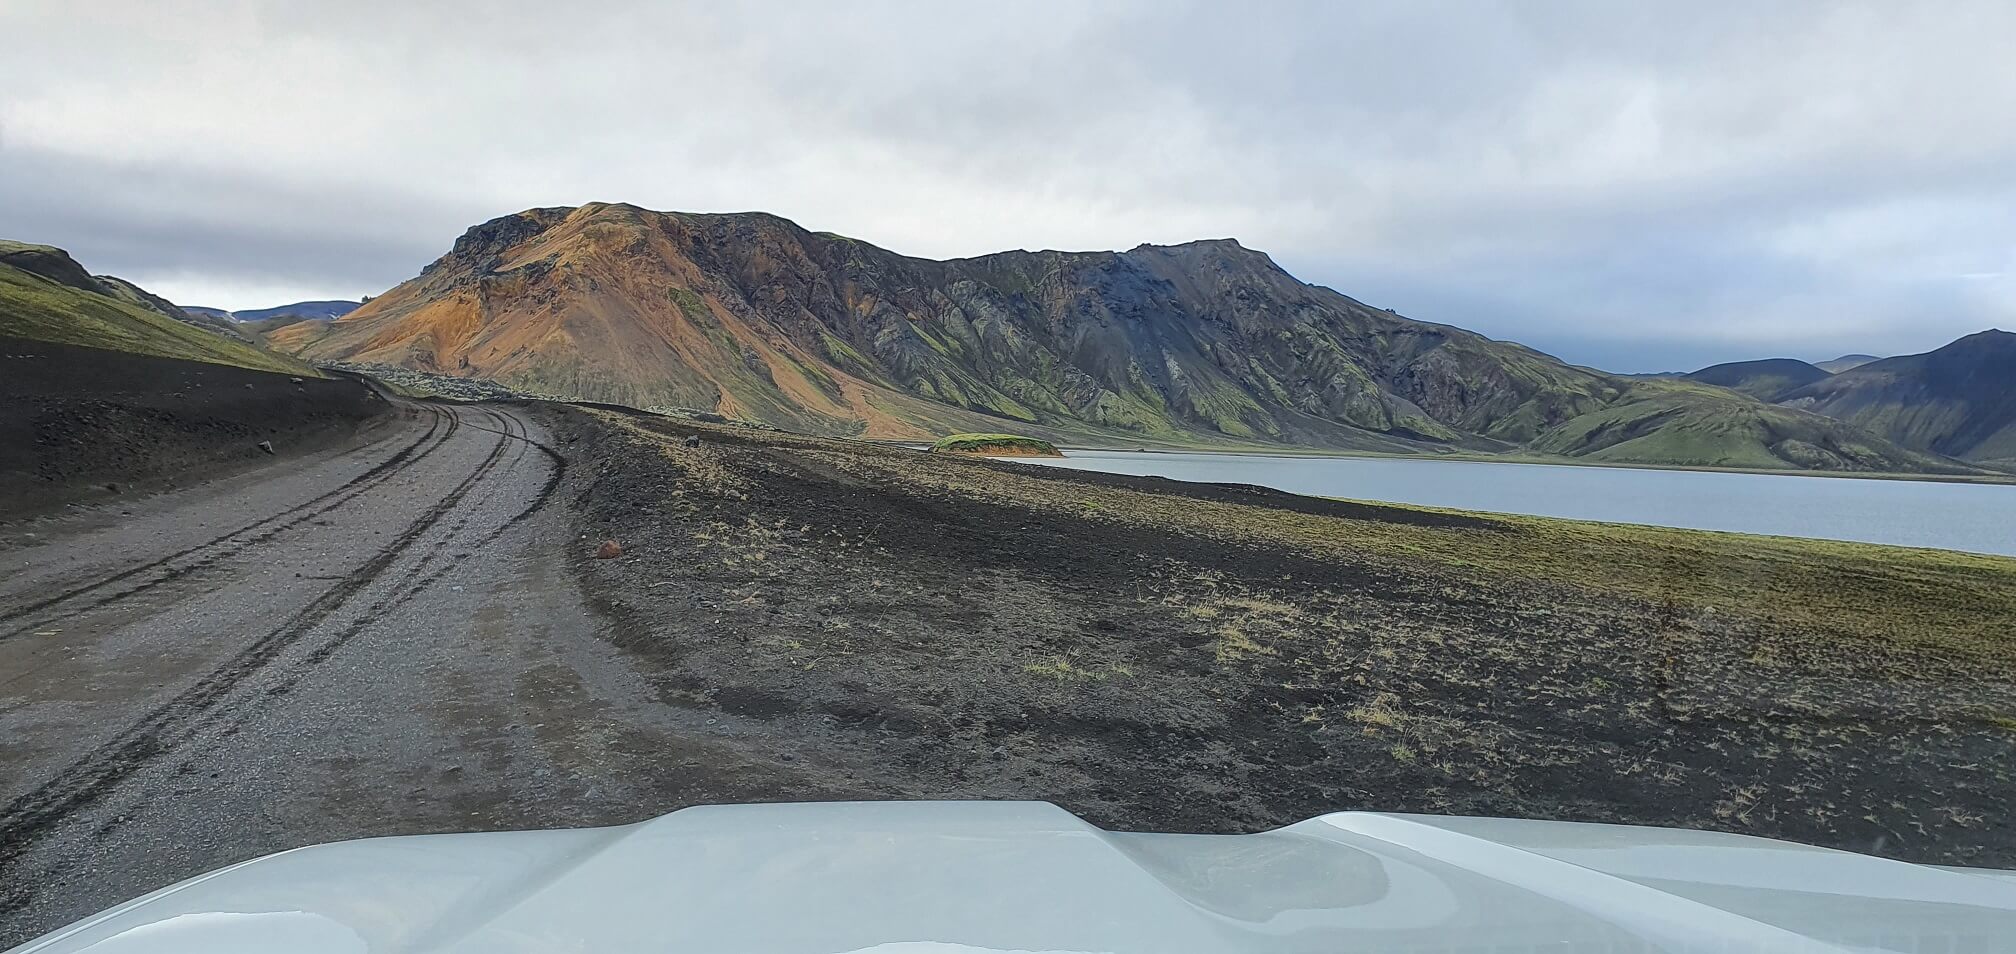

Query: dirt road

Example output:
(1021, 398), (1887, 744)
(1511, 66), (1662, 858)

(0, 402), (738, 945)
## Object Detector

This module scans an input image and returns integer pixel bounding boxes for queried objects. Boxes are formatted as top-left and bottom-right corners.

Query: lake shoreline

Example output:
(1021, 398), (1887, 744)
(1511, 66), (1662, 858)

(1043, 443), (2016, 486)
(549, 403), (2016, 869)
(1016, 448), (2016, 557)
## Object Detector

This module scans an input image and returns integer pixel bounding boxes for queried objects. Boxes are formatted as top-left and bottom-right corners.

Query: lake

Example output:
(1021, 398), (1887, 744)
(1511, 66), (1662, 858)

(1017, 450), (2016, 557)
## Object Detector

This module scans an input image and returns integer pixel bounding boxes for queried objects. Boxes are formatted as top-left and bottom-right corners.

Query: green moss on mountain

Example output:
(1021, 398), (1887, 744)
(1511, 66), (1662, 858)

(1532, 380), (1979, 474)
(0, 246), (316, 376)
(928, 433), (1063, 456)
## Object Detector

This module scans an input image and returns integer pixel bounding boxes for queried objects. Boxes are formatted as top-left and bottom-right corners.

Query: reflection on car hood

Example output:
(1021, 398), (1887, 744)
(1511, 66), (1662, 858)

(13, 801), (2016, 953)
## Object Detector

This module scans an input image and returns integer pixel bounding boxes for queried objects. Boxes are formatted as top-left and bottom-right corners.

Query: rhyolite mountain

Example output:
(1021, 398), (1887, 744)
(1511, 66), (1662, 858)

(1777, 330), (2016, 466)
(268, 203), (1976, 474)
(1684, 358), (1832, 401)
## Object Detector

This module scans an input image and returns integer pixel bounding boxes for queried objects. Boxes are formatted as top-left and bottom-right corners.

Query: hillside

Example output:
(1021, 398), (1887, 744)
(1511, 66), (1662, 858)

(1531, 379), (1975, 473)
(269, 204), (1971, 474)
(273, 204), (1631, 449)
(0, 241), (314, 376)
(1684, 357), (1831, 400)
(1778, 330), (2016, 465)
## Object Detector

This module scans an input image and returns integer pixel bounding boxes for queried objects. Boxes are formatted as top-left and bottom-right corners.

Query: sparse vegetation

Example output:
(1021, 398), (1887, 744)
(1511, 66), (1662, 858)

(1024, 657), (1131, 683)
(565, 407), (2016, 867)
(666, 286), (707, 319)
(1, 254), (314, 376)
(928, 433), (1063, 457)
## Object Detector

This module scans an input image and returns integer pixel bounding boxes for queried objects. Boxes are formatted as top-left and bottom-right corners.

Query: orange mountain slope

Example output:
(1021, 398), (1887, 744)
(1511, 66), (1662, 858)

(272, 203), (1629, 448)
(269, 203), (1980, 476)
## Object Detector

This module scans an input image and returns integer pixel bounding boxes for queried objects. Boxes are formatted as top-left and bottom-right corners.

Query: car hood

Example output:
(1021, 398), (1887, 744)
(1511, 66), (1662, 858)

(12, 801), (2016, 953)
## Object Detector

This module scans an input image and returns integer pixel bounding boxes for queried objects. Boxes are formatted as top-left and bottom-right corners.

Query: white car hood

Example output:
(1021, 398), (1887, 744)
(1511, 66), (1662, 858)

(12, 801), (2016, 953)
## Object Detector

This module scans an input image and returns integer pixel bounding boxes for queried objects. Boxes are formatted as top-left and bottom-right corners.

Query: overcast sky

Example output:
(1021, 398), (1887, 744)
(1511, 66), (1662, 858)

(3, 1), (2012, 372)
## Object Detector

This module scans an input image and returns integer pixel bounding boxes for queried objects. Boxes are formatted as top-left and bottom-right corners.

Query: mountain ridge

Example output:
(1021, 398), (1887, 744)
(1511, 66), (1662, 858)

(1777, 330), (2016, 464)
(273, 203), (1625, 450)
(186, 300), (363, 323)
(1817, 353), (1880, 374)
(265, 203), (1981, 475)
(0, 239), (313, 376)
(1684, 357), (1832, 400)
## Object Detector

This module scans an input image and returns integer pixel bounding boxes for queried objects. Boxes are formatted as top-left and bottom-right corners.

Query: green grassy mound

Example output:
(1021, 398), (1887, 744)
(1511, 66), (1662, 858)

(928, 433), (1063, 457)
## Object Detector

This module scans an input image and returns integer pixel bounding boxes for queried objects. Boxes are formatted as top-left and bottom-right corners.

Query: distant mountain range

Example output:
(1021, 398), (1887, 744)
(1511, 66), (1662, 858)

(1673, 338), (2016, 467)
(258, 203), (1987, 475)
(1816, 354), (1880, 373)
(183, 300), (362, 323)
(1683, 358), (1833, 400)
(7, 214), (2009, 478)
(1779, 332), (2016, 467)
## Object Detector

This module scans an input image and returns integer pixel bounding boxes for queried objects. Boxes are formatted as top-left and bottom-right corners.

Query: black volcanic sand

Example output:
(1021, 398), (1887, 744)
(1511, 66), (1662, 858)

(544, 405), (2016, 869)
(0, 337), (396, 517)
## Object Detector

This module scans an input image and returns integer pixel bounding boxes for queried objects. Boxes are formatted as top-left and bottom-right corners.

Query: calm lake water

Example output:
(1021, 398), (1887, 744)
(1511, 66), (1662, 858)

(1018, 450), (2016, 557)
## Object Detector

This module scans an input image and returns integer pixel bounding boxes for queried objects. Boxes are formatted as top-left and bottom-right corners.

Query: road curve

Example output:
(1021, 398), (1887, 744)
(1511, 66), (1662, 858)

(0, 401), (699, 944)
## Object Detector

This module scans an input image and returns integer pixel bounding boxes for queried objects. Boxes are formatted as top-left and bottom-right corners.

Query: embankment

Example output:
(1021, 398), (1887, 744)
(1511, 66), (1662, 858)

(0, 337), (396, 516)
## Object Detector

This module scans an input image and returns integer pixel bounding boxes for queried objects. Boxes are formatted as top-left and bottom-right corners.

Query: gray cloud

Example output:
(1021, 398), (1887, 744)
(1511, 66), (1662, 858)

(2, 0), (2011, 369)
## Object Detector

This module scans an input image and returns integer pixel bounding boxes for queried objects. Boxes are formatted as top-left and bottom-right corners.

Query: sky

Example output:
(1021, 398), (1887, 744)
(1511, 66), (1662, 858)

(2, 2), (2013, 373)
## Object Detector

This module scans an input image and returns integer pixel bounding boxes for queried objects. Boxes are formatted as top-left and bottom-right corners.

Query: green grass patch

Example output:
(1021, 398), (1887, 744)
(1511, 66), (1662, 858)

(1, 261), (314, 376)
(928, 433), (1062, 457)
(666, 286), (708, 321)
(1025, 657), (1132, 683)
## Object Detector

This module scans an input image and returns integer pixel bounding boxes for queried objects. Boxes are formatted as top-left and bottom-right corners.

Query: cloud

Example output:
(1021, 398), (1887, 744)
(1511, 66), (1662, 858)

(1, 0), (2012, 368)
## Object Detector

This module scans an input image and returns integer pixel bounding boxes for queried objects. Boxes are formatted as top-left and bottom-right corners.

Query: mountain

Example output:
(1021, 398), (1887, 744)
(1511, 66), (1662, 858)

(0, 240), (257, 344)
(183, 300), (363, 322)
(1531, 378), (1964, 473)
(0, 239), (311, 375)
(1817, 354), (1880, 373)
(1683, 358), (1832, 400)
(243, 299), (361, 321)
(267, 204), (1974, 475)
(272, 203), (1630, 450)
(1777, 331), (2016, 465)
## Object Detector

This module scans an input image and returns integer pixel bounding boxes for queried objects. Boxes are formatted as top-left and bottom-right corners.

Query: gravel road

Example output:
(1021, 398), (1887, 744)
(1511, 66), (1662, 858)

(0, 401), (754, 946)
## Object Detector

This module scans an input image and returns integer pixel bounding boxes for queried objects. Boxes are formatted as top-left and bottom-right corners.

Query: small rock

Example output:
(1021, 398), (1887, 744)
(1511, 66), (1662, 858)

(595, 539), (624, 559)
(256, 440), (275, 455)
(290, 377), (304, 384)
(683, 435), (701, 448)
(104, 482), (120, 494)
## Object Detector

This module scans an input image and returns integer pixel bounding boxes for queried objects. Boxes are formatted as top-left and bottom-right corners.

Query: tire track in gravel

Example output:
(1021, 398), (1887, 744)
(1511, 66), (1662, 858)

(0, 406), (458, 638)
(201, 408), (567, 713)
(0, 407), (525, 915)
